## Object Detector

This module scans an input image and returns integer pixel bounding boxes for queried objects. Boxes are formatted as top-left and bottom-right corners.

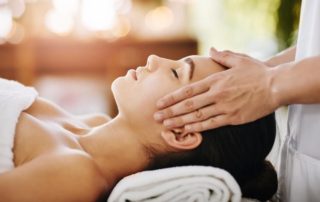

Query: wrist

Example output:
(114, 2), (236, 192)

(264, 59), (275, 67)
(264, 46), (296, 67)
(268, 64), (290, 108)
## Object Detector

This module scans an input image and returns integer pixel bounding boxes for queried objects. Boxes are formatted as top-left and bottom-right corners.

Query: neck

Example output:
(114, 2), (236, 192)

(79, 115), (150, 184)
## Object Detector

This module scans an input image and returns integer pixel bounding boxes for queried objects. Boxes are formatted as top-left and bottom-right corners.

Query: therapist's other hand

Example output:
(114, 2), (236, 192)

(154, 48), (278, 132)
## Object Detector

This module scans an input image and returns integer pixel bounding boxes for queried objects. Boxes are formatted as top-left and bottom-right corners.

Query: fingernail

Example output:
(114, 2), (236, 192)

(164, 119), (174, 128)
(156, 100), (165, 108)
(154, 112), (164, 121)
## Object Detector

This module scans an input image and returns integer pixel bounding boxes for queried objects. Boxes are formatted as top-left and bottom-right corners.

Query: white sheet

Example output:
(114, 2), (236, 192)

(0, 78), (38, 173)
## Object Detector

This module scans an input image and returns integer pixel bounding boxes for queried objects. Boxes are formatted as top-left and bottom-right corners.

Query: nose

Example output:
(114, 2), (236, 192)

(147, 55), (160, 72)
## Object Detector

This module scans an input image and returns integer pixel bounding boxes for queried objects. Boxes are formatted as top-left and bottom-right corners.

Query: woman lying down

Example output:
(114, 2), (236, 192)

(0, 55), (277, 202)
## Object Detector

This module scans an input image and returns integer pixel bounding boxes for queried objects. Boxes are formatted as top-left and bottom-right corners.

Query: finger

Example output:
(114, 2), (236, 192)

(232, 52), (249, 58)
(159, 90), (217, 120)
(209, 48), (243, 68)
(184, 115), (230, 132)
(156, 79), (209, 109)
(163, 104), (224, 129)
(211, 48), (249, 58)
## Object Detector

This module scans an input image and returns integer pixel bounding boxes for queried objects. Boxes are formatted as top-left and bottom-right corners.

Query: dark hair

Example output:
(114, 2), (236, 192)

(147, 113), (277, 201)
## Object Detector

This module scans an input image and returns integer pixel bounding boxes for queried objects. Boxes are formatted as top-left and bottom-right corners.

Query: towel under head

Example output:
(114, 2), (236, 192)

(108, 166), (242, 202)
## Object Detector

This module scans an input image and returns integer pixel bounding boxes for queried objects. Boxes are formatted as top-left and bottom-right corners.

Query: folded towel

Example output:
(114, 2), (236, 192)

(0, 78), (38, 173)
(107, 166), (242, 202)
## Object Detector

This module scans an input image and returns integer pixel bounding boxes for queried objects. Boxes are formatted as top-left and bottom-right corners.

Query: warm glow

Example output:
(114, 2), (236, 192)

(81, 0), (116, 31)
(7, 21), (25, 44)
(25, 0), (38, 3)
(52, 0), (79, 16)
(114, 0), (132, 14)
(0, 6), (12, 39)
(112, 17), (131, 38)
(42, 0), (132, 38)
(145, 6), (174, 31)
(0, 0), (8, 4)
(8, 0), (25, 18)
(45, 10), (74, 35)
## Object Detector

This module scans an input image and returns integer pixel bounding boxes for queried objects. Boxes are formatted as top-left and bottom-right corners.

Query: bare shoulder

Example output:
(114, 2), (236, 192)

(25, 97), (72, 117)
(0, 151), (111, 202)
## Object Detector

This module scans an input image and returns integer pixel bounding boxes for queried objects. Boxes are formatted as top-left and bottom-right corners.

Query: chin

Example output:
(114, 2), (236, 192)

(111, 77), (122, 94)
(111, 77), (126, 104)
(111, 76), (154, 122)
(111, 73), (135, 94)
(111, 76), (136, 114)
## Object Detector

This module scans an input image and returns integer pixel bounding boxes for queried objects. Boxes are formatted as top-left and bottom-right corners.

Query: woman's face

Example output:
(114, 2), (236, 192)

(112, 55), (225, 140)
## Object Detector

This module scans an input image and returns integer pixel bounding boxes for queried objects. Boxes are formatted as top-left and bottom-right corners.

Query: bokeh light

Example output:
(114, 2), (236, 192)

(45, 10), (74, 35)
(112, 17), (131, 38)
(52, 0), (79, 16)
(81, 0), (116, 31)
(43, 0), (132, 38)
(0, 6), (12, 39)
(8, 0), (25, 18)
(145, 6), (174, 31)
(7, 21), (25, 44)
(114, 0), (132, 14)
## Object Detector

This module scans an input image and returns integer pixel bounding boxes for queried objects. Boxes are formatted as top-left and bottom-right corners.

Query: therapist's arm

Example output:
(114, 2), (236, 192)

(154, 50), (320, 132)
(264, 46), (296, 67)
(271, 55), (320, 106)
(211, 46), (296, 67)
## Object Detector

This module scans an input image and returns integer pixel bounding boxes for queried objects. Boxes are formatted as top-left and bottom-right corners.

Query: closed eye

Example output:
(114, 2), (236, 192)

(171, 68), (179, 79)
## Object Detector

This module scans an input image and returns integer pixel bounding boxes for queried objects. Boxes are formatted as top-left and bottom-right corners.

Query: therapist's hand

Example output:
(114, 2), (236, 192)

(154, 48), (279, 132)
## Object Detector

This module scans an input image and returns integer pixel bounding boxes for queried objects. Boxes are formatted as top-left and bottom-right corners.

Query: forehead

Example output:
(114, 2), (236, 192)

(179, 55), (225, 82)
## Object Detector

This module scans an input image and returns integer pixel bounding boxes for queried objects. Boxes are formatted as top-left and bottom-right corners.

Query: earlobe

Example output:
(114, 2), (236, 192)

(161, 129), (202, 150)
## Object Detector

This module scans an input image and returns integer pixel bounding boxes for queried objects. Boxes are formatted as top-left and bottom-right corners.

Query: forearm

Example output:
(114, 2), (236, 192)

(270, 55), (320, 106)
(265, 46), (296, 67)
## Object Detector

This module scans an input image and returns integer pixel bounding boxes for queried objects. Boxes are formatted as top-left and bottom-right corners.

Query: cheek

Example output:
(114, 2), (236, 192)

(135, 76), (176, 113)
(111, 74), (179, 124)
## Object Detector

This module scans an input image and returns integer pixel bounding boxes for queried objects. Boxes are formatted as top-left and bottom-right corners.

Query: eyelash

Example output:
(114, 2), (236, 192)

(171, 68), (179, 79)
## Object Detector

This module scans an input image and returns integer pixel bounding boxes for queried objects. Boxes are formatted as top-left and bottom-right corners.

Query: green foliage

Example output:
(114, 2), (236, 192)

(224, 0), (301, 51)
(276, 0), (301, 50)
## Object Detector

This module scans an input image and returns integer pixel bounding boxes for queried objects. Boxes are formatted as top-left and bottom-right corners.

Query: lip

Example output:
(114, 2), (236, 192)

(128, 69), (137, 80)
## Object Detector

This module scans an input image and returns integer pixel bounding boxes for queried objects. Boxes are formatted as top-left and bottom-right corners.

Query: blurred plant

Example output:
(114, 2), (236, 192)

(276, 0), (301, 50)
(226, 0), (301, 51)
(224, 0), (301, 51)
(223, 0), (279, 55)
(132, 0), (163, 6)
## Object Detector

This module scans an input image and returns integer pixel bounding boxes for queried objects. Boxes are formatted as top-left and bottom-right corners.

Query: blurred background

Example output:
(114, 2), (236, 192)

(0, 0), (301, 116)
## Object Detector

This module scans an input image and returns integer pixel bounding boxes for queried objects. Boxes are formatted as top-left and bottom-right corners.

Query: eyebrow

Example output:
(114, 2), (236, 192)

(184, 57), (195, 80)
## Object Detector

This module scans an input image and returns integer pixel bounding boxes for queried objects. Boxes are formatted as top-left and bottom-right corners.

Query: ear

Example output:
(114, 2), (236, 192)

(161, 128), (202, 150)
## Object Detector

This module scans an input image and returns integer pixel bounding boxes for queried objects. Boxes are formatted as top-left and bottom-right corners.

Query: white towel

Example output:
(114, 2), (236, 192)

(108, 166), (242, 202)
(0, 78), (38, 173)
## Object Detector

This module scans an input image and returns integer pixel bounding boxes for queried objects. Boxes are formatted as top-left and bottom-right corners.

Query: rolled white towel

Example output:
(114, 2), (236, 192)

(107, 166), (242, 202)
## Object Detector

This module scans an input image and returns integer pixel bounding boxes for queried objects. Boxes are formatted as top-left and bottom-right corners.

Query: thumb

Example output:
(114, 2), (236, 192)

(210, 48), (242, 68)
